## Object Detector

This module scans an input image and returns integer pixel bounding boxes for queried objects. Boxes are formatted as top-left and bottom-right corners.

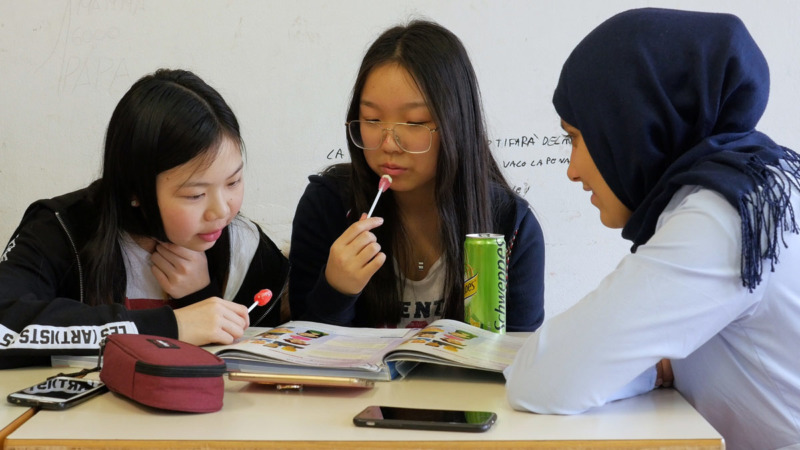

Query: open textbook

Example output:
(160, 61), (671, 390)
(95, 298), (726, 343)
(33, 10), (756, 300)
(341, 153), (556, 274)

(203, 319), (528, 381)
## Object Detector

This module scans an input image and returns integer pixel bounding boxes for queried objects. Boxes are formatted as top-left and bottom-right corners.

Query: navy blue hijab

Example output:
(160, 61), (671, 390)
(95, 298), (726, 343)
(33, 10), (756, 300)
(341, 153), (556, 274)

(554, 8), (800, 290)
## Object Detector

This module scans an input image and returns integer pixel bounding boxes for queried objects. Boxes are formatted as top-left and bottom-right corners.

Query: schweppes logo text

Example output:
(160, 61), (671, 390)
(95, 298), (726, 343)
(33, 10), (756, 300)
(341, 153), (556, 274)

(463, 274), (478, 300)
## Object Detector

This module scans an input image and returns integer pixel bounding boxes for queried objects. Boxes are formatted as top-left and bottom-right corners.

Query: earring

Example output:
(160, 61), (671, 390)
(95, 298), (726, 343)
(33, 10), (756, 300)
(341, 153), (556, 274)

(131, 199), (140, 207)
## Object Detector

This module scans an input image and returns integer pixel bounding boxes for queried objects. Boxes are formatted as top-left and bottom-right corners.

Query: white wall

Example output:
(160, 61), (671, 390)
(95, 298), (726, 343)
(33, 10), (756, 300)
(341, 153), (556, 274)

(1, 0), (798, 319)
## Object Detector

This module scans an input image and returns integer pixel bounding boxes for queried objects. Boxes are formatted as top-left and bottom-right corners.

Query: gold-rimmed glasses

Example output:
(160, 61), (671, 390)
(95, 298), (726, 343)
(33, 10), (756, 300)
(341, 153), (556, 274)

(346, 120), (438, 154)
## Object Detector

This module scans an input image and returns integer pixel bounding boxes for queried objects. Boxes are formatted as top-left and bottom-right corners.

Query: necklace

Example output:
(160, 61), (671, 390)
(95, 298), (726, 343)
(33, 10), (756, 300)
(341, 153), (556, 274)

(418, 260), (424, 271)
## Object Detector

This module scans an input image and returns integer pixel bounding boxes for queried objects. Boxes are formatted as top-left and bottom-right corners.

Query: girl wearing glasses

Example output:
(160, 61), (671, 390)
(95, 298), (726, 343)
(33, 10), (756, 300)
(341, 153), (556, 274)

(289, 21), (545, 331)
(504, 9), (800, 449)
(0, 69), (289, 368)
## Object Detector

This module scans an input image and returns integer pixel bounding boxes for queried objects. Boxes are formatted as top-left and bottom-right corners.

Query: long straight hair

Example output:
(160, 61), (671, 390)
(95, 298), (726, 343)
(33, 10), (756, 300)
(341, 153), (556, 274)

(83, 69), (243, 305)
(342, 20), (512, 326)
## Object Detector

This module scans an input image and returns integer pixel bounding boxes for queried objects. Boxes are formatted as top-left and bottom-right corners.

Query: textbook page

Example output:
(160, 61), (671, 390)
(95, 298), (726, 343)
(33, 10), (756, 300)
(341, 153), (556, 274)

(384, 319), (527, 376)
(206, 319), (527, 381)
(207, 322), (411, 380)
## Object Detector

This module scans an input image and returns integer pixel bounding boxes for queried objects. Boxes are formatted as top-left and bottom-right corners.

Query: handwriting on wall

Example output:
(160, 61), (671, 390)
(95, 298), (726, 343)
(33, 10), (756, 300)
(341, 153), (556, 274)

(41, 0), (144, 95)
(490, 133), (570, 149)
(320, 132), (571, 198)
(502, 156), (571, 169)
(327, 148), (346, 160)
(492, 133), (571, 169)
(492, 133), (572, 198)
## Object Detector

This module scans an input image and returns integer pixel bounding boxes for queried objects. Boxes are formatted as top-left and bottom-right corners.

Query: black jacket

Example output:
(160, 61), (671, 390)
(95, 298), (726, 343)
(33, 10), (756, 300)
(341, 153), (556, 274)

(0, 183), (289, 368)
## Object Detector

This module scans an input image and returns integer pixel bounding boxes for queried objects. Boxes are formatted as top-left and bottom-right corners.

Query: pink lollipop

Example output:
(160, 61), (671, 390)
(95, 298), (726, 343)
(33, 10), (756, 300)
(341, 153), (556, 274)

(248, 289), (273, 313)
(367, 174), (393, 218)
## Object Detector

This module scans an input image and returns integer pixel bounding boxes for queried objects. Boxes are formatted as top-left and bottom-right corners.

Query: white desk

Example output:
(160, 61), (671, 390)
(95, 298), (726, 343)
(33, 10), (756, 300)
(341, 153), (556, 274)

(4, 364), (723, 449)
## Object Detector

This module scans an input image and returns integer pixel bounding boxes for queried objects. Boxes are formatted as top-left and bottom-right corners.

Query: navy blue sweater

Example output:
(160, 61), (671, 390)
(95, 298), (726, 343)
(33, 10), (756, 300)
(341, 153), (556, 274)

(289, 172), (545, 331)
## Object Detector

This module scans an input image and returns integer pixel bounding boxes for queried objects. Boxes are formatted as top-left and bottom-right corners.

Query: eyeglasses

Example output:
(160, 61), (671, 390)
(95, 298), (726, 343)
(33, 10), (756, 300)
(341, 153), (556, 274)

(346, 120), (438, 154)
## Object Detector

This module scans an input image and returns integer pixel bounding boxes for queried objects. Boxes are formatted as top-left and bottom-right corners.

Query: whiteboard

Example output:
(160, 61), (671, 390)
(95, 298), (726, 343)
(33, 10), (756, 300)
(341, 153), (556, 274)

(2, 0), (798, 318)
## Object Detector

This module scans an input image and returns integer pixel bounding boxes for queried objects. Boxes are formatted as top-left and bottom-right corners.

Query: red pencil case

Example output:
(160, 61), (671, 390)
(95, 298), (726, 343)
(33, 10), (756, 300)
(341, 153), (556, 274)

(99, 334), (226, 413)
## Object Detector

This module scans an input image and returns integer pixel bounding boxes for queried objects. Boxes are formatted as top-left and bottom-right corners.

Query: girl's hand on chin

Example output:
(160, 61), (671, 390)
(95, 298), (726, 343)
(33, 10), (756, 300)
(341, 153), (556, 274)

(151, 241), (210, 298)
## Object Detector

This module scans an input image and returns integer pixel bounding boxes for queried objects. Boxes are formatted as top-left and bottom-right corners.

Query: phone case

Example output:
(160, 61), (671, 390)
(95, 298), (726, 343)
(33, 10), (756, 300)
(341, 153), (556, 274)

(353, 406), (497, 432)
(7, 377), (107, 410)
(228, 372), (374, 388)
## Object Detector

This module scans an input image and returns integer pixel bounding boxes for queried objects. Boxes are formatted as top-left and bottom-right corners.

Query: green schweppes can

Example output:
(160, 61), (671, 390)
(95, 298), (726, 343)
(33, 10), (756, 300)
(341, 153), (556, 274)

(463, 233), (507, 334)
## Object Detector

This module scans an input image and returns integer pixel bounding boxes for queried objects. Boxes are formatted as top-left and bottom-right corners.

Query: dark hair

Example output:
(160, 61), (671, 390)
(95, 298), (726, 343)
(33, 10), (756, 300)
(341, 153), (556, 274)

(341, 20), (512, 325)
(84, 69), (242, 305)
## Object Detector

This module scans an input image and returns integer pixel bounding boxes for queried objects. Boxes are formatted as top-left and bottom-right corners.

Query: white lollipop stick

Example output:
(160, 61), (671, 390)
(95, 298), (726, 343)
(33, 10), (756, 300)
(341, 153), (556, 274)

(367, 175), (392, 218)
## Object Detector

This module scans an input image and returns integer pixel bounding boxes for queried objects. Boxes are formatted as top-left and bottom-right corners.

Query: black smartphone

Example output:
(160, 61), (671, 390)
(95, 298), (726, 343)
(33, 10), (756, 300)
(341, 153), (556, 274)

(7, 376), (108, 410)
(353, 405), (497, 432)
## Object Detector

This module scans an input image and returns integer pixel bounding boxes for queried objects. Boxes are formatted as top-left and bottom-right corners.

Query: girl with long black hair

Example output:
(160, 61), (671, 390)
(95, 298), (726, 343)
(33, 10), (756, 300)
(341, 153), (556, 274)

(290, 20), (545, 331)
(0, 69), (288, 368)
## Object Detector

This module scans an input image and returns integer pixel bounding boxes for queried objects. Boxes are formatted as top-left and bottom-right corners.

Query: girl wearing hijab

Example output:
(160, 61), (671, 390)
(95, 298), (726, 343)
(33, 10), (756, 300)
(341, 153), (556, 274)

(504, 8), (800, 449)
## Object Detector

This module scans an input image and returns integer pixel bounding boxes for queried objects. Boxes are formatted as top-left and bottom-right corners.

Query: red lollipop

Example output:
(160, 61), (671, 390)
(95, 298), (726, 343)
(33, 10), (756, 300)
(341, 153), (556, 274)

(248, 289), (273, 313)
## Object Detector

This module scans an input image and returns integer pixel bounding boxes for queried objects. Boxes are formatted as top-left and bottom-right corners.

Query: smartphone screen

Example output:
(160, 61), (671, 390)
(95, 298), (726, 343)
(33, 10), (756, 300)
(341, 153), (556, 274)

(7, 376), (107, 410)
(353, 405), (497, 432)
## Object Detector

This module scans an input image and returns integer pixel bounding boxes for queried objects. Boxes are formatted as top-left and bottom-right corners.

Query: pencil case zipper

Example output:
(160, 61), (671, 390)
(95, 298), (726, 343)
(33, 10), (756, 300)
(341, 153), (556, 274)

(134, 361), (227, 378)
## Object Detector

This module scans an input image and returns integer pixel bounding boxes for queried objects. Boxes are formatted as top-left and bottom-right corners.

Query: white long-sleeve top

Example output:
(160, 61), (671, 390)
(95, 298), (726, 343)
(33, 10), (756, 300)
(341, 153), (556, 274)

(504, 185), (800, 450)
